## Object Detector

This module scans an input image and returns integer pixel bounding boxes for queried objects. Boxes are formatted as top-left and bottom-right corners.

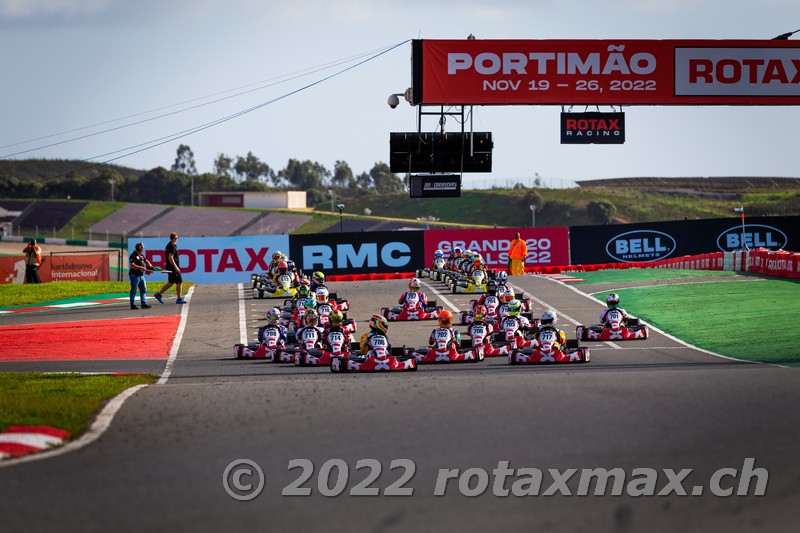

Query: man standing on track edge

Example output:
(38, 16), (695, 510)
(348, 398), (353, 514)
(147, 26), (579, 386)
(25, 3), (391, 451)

(507, 232), (528, 276)
(23, 238), (42, 284)
(154, 232), (186, 304)
(129, 242), (153, 310)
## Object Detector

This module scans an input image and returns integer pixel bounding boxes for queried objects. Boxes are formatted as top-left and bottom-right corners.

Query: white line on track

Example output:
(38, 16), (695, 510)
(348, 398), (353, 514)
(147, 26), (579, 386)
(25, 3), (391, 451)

(156, 285), (194, 385)
(421, 280), (460, 313)
(238, 283), (247, 345)
(539, 275), (783, 367)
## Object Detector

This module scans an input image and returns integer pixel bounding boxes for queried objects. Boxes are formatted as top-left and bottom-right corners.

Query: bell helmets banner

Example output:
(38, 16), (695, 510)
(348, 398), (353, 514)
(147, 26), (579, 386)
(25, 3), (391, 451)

(415, 39), (800, 106)
(423, 227), (570, 269)
(289, 231), (425, 275)
(570, 216), (800, 264)
(138, 235), (289, 284)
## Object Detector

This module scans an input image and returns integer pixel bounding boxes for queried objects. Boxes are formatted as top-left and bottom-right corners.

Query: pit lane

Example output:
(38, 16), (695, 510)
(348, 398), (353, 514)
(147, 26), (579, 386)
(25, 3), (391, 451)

(1, 275), (797, 532)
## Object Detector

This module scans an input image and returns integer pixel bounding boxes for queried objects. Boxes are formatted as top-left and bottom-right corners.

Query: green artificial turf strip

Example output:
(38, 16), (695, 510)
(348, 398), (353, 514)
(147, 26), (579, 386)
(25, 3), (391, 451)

(571, 268), (739, 284)
(0, 373), (157, 436)
(0, 281), (194, 307)
(605, 279), (800, 366)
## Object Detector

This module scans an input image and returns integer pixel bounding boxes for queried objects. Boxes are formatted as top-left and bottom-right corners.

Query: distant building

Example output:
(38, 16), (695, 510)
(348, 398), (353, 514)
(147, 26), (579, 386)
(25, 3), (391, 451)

(197, 191), (307, 209)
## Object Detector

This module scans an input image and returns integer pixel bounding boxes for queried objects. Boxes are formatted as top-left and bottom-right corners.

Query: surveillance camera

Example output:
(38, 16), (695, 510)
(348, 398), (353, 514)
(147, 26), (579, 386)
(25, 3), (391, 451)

(387, 94), (400, 109)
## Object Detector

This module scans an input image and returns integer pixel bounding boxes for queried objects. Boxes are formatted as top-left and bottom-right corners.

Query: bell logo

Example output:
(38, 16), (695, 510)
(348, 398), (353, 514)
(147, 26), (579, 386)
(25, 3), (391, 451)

(606, 230), (676, 262)
(716, 224), (787, 252)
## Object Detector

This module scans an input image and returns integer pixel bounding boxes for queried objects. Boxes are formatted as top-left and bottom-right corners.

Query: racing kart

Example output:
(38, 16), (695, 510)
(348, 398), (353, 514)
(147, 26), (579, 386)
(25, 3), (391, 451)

(463, 321), (508, 357)
(330, 334), (418, 373)
(406, 327), (484, 364)
(253, 273), (297, 299)
(295, 330), (359, 367)
(576, 310), (649, 341)
(416, 257), (447, 280)
(508, 333), (591, 365)
(381, 293), (442, 321)
(448, 269), (489, 294)
(491, 315), (539, 350)
(233, 325), (290, 361)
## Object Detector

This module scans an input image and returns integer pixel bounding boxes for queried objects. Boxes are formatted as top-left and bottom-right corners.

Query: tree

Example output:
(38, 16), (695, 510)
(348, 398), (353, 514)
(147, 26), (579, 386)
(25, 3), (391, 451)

(331, 160), (356, 190)
(279, 159), (327, 191)
(586, 200), (617, 223)
(517, 190), (543, 210)
(172, 144), (197, 175)
(214, 153), (233, 178)
(369, 162), (404, 194)
(234, 151), (273, 184)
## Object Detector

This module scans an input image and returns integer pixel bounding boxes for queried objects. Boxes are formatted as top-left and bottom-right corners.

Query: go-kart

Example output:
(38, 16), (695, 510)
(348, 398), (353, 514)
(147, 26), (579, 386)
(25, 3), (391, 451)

(282, 292), (350, 312)
(445, 269), (488, 294)
(416, 257), (447, 280)
(315, 302), (357, 333)
(330, 334), (418, 373)
(459, 294), (502, 326)
(407, 327), (484, 363)
(576, 310), (649, 341)
(233, 325), (289, 361)
(463, 321), (508, 357)
(381, 293), (441, 321)
(295, 330), (358, 367)
(491, 315), (538, 350)
(508, 330), (590, 364)
(253, 273), (297, 299)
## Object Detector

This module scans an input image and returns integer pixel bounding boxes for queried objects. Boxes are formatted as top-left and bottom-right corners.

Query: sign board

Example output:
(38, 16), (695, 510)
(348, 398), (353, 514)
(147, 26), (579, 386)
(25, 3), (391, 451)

(561, 112), (625, 144)
(412, 39), (800, 105)
(410, 174), (462, 198)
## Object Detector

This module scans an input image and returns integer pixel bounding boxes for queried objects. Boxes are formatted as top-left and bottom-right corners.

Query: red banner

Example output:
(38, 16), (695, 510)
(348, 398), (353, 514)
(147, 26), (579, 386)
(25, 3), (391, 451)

(0, 254), (109, 284)
(417, 39), (800, 105)
(423, 227), (570, 269)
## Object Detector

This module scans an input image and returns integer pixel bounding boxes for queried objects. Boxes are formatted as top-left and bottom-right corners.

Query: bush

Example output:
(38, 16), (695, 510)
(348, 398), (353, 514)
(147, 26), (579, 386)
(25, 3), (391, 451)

(587, 200), (617, 223)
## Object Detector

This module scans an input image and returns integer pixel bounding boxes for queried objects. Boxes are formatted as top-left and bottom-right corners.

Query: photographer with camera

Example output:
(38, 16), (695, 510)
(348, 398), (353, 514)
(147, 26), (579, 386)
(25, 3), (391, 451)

(22, 238), (42, 284)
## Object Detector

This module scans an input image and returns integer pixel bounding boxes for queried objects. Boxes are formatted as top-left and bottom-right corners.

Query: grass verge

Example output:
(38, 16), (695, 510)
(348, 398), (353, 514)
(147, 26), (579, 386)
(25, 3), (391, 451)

(600, 279), (800, 367)
(0, 281), (195, 307)
(571, 268), (740, 284)
(0, 373), (157, 436)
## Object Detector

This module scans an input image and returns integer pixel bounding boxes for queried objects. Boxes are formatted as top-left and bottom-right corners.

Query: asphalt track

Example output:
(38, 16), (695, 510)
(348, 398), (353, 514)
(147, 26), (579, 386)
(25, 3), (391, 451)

(1, 275), (799, 532)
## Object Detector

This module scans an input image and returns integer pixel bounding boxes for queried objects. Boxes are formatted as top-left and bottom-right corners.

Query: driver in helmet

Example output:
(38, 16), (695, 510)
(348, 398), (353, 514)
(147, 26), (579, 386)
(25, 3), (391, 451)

(599, 292), (630, 325)
(495, 270), (509, 289)
(268, 251), (284, 277)
(496, 287), (516, 318)
(322, 309), (352, 351)
(272, 261), (291, 284)
(429, 310), (461, 348)
(310, 271), (327, 294)
(240, 307), (288, 358)
(291, 282), (311, 309)
(398, 277), (429, 307)
(294, 308), (325, 347)
(447, 247), (463, 270)
(476, 280), (499, 307)
(360, 314), (391, 355)
(534, 310), (566, 349)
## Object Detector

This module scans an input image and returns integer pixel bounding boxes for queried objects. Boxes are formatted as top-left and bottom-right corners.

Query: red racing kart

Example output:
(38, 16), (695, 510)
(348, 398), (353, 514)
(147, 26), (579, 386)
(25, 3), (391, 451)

(381, 293), (442, 321)
(233, 325), (291, 362)
(406, 327), (484, 364)
(508, 332), (590, 365)
(330, 334), (417, 373)
(295, 330), (358, 367)
(576, 310), (649, 341)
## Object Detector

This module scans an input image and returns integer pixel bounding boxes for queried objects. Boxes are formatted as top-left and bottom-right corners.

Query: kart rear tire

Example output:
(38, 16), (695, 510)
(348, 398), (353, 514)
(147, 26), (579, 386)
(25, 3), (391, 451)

(566, 338), (580, 350)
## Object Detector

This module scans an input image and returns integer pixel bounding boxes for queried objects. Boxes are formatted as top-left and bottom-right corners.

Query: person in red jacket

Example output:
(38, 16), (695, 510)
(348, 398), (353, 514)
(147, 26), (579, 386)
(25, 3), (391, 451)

(23, 239), (42, 284)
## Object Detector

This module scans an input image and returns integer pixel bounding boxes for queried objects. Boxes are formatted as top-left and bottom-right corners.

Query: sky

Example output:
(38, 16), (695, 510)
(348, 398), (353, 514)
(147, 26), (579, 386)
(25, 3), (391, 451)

(1, 0), (798, 190)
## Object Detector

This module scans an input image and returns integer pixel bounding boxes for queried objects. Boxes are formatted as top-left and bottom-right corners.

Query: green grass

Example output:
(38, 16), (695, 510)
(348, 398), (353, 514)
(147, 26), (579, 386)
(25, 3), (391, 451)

(60, 201), (125, 240)
(599, 279), (800, 366)
(0, 281), (194, 307)
(0, 373), (156, 436)
(572, 268), (739, 284)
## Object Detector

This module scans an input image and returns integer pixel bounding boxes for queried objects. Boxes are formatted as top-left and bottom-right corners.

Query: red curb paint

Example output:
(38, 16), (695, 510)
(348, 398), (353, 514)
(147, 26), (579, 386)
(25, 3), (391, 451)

(0, 316), (181, 361)
(0, 442), (41, 457)
(3, 426), (70, 440)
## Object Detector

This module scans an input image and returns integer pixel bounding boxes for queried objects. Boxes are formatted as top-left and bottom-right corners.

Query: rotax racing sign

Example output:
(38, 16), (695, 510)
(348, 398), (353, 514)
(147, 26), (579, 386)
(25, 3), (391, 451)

(423, 227), (570, 269)
(137, 235), (289, 284)
(414, 39), (800, 105)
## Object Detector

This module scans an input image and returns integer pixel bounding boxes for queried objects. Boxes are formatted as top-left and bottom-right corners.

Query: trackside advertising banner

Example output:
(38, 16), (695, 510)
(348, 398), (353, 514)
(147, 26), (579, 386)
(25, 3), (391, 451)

(424, 227), (570, 269)
(0, 254), (109, 284)
(138, 236), (289, 284)
(289, 231), (425, 275)
(416, 39), (800, 105)
(570, 216), (800, 264)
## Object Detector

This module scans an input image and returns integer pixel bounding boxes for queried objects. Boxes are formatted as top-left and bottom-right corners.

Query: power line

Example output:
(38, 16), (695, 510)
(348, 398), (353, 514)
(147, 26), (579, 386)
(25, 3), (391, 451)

(27, 39), (411, 185)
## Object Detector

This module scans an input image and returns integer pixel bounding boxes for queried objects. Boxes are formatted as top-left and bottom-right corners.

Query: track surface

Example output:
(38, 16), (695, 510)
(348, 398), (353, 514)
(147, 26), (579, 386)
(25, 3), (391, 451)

(1, 276), (798, 532)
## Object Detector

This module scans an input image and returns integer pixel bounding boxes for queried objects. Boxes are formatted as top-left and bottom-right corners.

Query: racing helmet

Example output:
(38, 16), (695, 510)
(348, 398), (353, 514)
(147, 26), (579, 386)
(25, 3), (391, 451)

(266, 307), (281, 325)
(369, 314), (389, 335)
(304, 297), (317, 310)
(473, 305), (487, 323)
(473, 259), (482, 269)
(286, 260), (296, 272)
(486, 280), (498, 295)
(409, 277), (421, 292)
(329, 309), (344, 327)
(499, 289), (514, 304)
(606, 293), (620, 308)
(507, 299), (522, 317)
(304, 308), (319, 325)
(316, 286), (329, 304)
(438, 310), (454, 328)
(296, 284), (310, 299)
(434, 249), (444, 258)
(277, 261), (288, 275)
(312, 271), (325, 285)
(496, 271), (508, 284)
(454, 247), (463, 257)
(272, 251), (282, 262)
(540, 310), (557, 327)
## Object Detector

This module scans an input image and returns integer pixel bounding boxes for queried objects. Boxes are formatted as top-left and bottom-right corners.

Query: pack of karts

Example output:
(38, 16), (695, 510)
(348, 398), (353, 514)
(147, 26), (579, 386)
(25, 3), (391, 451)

(330, 334), (418, 373)
(576, 310), (649, 341)
(416, 256), (447, 281)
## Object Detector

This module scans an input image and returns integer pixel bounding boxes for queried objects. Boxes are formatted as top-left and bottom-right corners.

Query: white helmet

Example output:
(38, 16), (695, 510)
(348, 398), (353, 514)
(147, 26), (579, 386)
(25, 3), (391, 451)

(496, 271), (508, 283)
(540, 310), (557, 327)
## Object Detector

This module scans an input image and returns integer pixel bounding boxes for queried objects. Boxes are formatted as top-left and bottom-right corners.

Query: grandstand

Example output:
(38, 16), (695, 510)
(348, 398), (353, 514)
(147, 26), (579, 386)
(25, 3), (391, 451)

(12, 200), (87, 231)
(237, 212), (311, 235)
(88, 204), (169, 239)
(133, 206), (262, 237)
(576, 176), (800, 190)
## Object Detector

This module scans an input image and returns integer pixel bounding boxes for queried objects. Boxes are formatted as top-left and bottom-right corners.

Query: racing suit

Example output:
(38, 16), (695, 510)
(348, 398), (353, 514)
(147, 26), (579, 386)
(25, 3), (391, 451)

(532, 326), (567, 349)
(599, 307), (629, 325)
(398, 291), (428, 307)
(257, 324), (288, 346)
(322, 326), (352, 352)
(428, 327), (461, 349)
(294, 324), (325, 348)
(359, 331), (392, 356)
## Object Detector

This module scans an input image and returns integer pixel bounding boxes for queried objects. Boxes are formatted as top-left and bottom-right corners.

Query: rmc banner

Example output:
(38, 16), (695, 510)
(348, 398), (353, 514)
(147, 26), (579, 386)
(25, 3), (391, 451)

(289, 231), (425, 275)
(570, 216), (800, 264)
(138, 235), (289, 284)
(412, 39), (800, 106)
(424, 227), (571, 269)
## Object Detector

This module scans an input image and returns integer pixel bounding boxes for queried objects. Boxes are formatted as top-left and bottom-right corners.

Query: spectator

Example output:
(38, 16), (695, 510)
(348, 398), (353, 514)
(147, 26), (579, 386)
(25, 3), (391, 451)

(23, 239), (42, 284)
(507, 232), (528, 276)
(129, 242), (153, 310)
(154, 232), (186, 304)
